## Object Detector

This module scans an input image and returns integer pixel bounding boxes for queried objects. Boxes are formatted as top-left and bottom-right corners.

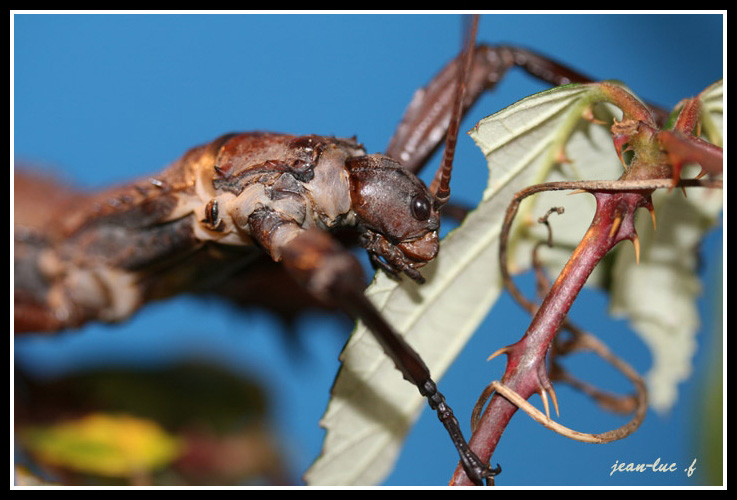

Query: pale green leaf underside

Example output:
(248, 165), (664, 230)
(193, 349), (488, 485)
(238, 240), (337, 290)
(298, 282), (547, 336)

(609, 80), (723, 412)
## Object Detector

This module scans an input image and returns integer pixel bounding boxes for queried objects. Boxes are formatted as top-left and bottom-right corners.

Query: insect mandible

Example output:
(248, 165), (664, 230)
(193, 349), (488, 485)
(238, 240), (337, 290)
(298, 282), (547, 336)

(14, 14), (723, 485)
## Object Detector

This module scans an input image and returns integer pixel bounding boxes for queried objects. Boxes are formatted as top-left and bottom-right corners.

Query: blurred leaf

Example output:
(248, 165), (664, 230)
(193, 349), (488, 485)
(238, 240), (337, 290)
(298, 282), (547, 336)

(21, 413), (182, 478)
(695, 252), (723, 486)
(15, 362), (286, 485)
(18, 362), (268, 432)
(699, 80), (723, 147)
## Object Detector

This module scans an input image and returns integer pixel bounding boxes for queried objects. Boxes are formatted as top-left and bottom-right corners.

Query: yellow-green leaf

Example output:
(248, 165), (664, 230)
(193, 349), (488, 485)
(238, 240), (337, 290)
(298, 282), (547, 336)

(21, 413), (182, 478)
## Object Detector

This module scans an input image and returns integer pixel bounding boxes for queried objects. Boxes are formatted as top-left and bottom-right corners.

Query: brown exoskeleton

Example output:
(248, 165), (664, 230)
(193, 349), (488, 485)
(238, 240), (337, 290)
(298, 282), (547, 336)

(14, 14), (722, 485)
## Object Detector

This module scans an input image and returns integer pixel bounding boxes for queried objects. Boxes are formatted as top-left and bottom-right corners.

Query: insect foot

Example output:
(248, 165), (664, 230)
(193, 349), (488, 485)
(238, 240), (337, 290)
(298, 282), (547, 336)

(419, 380), (501, 486)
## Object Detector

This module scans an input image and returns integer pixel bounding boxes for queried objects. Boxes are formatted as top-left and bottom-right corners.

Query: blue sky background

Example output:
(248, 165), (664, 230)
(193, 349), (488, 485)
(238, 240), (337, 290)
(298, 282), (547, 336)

(13, 13), (723, 486)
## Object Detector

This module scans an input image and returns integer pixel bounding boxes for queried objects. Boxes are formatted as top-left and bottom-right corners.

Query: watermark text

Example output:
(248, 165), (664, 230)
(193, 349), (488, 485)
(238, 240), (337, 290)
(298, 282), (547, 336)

(610, 458), (697, 477)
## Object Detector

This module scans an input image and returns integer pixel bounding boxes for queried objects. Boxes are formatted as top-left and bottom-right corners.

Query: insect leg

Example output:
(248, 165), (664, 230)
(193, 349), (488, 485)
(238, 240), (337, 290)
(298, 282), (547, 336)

(248, 208), (498, 484)
(386, 44), (596, 175)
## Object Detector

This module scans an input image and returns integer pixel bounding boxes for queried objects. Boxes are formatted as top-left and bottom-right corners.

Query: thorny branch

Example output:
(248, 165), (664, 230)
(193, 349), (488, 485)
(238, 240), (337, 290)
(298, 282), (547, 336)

(497, 178), (721, 316)
(514, 205), (645, 415)
(452, 178), (721, 486)
(450, 79), (722, 485)
(474, 207), (648, 441)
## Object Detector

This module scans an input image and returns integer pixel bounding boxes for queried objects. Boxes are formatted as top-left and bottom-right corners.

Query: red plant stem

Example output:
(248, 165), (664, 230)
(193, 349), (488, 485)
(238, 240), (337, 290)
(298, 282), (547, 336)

(451, 189), (650, 485)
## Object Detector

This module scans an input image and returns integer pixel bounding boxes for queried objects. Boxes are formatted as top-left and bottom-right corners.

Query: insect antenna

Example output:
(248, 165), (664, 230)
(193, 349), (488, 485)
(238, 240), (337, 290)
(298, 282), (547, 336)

(430, 14), (479, 211)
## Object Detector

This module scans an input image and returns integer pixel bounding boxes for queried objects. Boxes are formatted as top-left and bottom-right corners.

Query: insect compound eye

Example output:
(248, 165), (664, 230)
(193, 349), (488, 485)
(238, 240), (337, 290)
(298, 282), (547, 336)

(410, 194), (431, 221)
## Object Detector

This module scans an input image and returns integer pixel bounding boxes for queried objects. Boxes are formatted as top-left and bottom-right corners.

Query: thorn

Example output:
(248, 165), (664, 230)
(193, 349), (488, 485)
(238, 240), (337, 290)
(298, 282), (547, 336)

(611, 130), (633, 169)
(567, 189), (588, 196)
(609, 215), (622, 239)
(668, 157), (683, 192)
(679, 184), (688, 198)
(643, 198), (657, 231)
(582, 105), (606, 125)
(487, 345), (511, 362)
(555, 146), (572, 165)
(548, 384), (560, 418)
(540, 388), (551, 422)
(631, 232), (641, 265)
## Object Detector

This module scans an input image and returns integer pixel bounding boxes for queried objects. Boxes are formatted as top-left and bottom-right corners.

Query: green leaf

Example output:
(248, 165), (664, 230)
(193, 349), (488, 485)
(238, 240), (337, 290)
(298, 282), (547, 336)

(474, 84), (626, 284)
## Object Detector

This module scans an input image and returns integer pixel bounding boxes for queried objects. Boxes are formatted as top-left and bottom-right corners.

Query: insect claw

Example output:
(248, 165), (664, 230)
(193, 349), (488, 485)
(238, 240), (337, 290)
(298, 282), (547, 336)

(487, 463), (502, 481)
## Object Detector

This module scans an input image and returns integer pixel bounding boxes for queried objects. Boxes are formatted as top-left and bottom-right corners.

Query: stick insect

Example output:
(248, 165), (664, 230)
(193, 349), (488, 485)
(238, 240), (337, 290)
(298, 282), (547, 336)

(14, 14), (723, 485)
